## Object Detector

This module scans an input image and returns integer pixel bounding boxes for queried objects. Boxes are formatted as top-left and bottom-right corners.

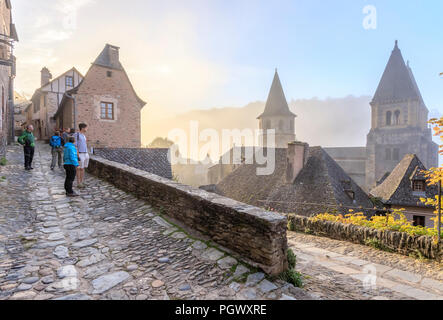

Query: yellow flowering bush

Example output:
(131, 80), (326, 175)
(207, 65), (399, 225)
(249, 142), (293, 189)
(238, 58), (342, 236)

(311, 209), (441, 238)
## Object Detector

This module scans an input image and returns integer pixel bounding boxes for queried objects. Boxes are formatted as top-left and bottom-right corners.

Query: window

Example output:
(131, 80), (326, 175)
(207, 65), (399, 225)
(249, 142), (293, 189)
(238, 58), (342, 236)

(386, 111), (392, 126)
(394, 110), (401, 125)
(412, 180), (426, 192)
(279, 120), (284, 130)
(413, 216), (425, 227)
(265, 120), (271, 130)
(107, 71), (113, 78)
(100, 102), (114, 120)
(65, 76), (74, 87)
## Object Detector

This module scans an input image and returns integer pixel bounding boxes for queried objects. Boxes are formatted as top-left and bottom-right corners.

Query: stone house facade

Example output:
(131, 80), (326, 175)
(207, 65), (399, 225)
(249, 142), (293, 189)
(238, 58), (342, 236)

(30, 67), (83, 140)
(0, 0), (18, 158)
(54, 44), (146, 149)
(370, 154), (438, 228)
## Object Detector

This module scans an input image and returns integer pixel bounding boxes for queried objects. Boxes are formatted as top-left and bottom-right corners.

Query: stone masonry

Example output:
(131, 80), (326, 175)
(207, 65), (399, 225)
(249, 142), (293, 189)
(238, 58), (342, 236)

(0, 143), (312, 301)
(87, 156), (289, 276)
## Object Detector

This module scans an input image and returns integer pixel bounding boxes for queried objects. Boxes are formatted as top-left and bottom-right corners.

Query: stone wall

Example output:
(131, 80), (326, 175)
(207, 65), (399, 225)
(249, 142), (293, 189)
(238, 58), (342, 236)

(87, 156), (289, 275)
(288, 214), (441, 260)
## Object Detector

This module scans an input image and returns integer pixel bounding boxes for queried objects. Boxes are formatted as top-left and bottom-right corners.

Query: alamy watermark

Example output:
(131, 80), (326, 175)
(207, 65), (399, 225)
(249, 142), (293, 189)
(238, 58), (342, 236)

(167, 121), (277, 176)
(363, 5), (377, 30)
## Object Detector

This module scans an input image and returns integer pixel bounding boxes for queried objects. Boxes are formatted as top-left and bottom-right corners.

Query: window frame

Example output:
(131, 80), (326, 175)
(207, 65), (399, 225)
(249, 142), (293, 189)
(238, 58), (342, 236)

(100, 102), (115, 120)
(412, 180), (426, 192)
(413, 215), (425, 227)
(65, 76), (74, 87)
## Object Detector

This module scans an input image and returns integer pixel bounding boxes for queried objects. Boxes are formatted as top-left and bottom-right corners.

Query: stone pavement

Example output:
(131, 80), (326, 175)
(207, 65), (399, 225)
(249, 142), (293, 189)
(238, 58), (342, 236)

(0, 143), (313, 301)
(288, 232), (443, 300)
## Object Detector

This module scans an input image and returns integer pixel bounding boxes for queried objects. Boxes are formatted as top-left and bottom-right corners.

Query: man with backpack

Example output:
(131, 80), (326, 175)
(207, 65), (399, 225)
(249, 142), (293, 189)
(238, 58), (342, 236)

(18, 124), (36, 171)
(49, 131), (63, 170)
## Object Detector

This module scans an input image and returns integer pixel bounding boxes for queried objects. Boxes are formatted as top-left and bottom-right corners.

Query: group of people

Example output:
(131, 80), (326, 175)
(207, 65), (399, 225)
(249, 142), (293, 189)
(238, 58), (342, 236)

(18, 123), (90, 198)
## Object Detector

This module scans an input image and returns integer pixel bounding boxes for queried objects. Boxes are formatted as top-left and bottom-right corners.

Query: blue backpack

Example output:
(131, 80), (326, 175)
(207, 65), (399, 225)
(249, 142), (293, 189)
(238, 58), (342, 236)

(50, 136), (62, 148)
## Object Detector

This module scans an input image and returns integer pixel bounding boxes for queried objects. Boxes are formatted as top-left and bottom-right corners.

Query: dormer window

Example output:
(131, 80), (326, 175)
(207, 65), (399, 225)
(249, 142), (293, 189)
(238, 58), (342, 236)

(345, 190), (355, 200)
(386, 111), (392, 126)
(394, 110), (401, 125)
(412, 180), (425, 192)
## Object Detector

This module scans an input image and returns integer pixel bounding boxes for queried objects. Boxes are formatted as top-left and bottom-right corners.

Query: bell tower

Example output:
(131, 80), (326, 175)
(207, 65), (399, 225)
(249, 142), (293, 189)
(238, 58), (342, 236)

(366, 41), (438, 190)
(258, 70), (297, 148)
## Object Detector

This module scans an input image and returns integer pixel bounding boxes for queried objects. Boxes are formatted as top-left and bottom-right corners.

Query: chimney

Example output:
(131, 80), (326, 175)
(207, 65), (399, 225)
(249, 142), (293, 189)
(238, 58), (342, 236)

(108, 44), (120, 67)
(41, 67), (52, 86)
(286, 141), (309, 184)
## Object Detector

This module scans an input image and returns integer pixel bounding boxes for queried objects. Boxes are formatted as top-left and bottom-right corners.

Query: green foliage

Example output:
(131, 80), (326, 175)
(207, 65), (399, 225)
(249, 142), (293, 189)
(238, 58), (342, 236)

(280, 269), (304, 288)
(364, 238), (392, 252)
(287, 249), (297, 270)
(148, 137), (175, 149)
(0, 157), (7, 166)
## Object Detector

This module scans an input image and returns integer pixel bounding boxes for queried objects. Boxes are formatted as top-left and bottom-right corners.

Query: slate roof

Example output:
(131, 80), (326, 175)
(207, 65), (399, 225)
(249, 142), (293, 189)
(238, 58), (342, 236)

(216, 147), (375, 217)
(94, 148), (172, 180)
(370, 154), (437, 207)
(257, 70), (296, 119)
(93, 44), (123, 70)
(372, 41), (423, 104)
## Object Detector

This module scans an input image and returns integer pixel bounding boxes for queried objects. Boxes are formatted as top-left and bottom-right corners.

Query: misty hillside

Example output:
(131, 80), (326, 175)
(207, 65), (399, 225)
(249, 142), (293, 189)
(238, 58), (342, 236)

(142, 96), (373, 160)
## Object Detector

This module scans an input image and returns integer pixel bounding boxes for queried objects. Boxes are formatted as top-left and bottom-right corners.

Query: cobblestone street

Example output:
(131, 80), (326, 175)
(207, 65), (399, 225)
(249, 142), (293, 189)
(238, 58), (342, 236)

(288, 233), (443, 300)
(0, 143), (311, 301)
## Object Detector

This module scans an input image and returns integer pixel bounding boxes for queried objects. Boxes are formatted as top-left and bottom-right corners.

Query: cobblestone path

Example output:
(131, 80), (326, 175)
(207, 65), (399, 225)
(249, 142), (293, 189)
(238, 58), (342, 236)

(0, 143), (313, 301)
(288, 232), (443, 300)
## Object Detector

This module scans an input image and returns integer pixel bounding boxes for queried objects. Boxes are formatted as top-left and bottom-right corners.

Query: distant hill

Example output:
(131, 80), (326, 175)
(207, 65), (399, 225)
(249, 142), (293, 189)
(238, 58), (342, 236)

(142, 96), (373, 161)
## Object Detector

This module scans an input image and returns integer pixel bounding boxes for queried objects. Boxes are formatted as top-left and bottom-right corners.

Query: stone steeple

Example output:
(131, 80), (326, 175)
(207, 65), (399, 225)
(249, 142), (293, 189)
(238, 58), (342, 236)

(258, 70), (296, 119)
(365, 41), (438, 190)
(258, 70), (297, 148)
(372, 41), (422, 104)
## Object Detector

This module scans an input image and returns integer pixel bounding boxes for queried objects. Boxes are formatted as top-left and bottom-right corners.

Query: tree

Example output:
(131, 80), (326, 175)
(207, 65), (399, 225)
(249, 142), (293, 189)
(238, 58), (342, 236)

(147, 137), (174, 149)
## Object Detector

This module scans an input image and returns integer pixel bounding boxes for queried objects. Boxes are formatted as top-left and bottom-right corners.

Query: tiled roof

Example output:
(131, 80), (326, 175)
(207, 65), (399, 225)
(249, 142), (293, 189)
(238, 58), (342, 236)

(370, 154), (437, 207)
(216, 147), (375, 217)
(372, 41), (423, 104)
(94, 148), (172, 179)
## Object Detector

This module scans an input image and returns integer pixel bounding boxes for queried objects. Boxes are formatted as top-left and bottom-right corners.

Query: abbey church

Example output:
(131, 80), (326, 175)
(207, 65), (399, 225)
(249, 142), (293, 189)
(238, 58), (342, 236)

(326, 41), (438, 191)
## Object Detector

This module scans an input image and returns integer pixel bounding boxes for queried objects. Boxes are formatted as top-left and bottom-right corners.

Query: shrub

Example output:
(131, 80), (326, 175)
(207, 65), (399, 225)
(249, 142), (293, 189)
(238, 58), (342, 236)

(311, 209), (443, 240)
(280, 269), (303, 288)
(287, 249), (297, 270)
(0, 157), (6, 166)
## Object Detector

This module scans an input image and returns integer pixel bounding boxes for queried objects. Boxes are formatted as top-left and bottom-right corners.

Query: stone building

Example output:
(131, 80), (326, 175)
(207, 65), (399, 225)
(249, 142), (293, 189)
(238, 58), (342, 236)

(326, 41), (438, 192)
(214, 142), (375, 217)
(54, 44), (146, 149)
(30, 67), (83, 140)
(258, 70), (296, 148)
(13, 91), (31, 136)
(208, 71), (296, 185)
(370, 154), (438, 228)
(0, 0), (18, 158)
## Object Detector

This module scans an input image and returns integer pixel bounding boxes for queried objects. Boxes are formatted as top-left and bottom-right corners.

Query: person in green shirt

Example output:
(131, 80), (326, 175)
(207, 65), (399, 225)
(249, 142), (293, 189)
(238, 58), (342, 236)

(18, 125), (36, 171)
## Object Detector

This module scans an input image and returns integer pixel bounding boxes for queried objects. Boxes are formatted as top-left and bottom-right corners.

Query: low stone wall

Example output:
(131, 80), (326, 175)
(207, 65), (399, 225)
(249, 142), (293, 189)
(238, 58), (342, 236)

(288, 214), (442, 260)
(87, 156), (288, 275)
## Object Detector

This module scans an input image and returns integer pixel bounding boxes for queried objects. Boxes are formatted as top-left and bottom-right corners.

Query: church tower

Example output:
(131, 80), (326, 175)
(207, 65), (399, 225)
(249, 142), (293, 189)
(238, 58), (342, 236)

(366, 41), (438, 190)
(258, 70), (297, 148)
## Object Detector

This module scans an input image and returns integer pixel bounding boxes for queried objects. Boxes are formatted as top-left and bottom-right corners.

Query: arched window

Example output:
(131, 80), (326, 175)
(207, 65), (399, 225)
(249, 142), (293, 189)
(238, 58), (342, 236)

(386, 111), (392, 126)
(394, 110), (401, 125)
